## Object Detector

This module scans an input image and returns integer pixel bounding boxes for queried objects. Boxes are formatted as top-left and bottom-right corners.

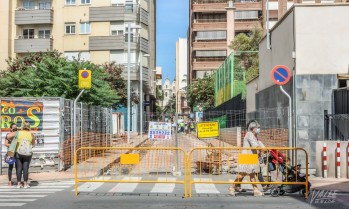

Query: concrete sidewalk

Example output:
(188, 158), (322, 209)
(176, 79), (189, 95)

(309, 177), (349, 193)
(0, 133), (148, 184)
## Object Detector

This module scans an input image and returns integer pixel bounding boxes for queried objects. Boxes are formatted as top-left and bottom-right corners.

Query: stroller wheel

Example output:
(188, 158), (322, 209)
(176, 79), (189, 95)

(279, 189), (285, 196)
(270, 188), (279, 197)
(299, 189), (309, 197)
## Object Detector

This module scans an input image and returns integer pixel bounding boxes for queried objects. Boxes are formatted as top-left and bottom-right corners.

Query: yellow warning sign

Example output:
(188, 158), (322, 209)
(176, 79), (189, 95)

(197, 122), (219, 138)
(78, 69), (91, 89)
(120, 154), (140, 165)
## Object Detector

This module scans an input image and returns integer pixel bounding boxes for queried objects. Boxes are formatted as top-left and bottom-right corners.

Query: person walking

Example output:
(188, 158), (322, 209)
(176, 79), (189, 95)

(229, 120), (264, 196)
(4, 123), (18, 186)
(13, 122), (35, 189)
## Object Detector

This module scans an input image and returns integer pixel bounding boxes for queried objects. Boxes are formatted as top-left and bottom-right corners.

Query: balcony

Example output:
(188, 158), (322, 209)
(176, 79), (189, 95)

(234, 2), (262, 10)
(90, 6), (138, 22)
(235, 20), (260, 31)
(14, 37), (53, 53)
(89, 36), (137, 51)
(192, 41), (227, 50)
(192, 22), (227, 31)
(192, 61), (223, 70)
(15, 8), (53, 25)
(192, 2), (227, 12)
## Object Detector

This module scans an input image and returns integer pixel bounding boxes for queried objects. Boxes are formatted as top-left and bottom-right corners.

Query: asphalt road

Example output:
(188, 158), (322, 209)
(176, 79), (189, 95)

(1, 179), (348, 209)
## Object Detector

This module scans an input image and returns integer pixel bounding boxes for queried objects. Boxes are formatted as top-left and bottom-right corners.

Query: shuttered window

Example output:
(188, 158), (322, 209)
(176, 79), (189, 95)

(196, 50), (226, 57)
(196, 31), (226, 40)
(235, 10), (259, 20)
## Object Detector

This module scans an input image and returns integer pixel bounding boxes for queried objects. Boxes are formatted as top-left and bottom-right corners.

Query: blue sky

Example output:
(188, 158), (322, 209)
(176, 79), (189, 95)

(156, 0), (189, 83)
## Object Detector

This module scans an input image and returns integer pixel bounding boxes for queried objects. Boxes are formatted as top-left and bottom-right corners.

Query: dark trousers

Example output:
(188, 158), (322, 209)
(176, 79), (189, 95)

(8, 163), (16, 181)
(15, 153), (32, 182)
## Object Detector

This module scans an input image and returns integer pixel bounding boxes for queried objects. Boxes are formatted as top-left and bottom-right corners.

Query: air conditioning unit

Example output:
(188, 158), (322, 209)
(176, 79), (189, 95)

(17, 7), (26, 11)
(16, 35), (23, 39)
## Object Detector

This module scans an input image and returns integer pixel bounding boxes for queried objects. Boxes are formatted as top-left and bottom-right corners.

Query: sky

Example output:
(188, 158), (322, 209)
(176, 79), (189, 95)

(156, 0), (189, 83)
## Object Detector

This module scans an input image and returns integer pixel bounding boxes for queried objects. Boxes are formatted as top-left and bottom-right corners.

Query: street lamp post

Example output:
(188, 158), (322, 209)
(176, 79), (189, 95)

(139, 51), (149, 144)
(127, 23), (141, 144)
(127, 23), (131, 144)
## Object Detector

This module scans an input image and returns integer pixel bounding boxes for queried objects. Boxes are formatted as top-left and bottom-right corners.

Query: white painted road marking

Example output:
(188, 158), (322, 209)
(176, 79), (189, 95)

(74, 176), (111, 192)
(0, 195), (47, 198)
(109, 177), (142, 193)
(151, 177), (176, 193)
(194, 178), (220, 194)
(0, 199), (36, 202)
(0, 203), (26, 207)
(0, 189), (63, 192)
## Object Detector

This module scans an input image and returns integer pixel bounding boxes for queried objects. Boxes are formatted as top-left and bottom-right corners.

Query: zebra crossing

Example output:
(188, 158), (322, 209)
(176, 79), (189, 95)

(74, 177), (255, 195)
(0, 180), (75, 207)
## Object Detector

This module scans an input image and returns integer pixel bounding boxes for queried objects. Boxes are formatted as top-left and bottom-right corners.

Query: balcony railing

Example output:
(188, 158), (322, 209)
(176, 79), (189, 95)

(15, 7), (53, 25)
(192, 41), (227, 50)
(192, 22), (227, 31)
(195, 18), (227, 23)
(14, 37), (53, 53)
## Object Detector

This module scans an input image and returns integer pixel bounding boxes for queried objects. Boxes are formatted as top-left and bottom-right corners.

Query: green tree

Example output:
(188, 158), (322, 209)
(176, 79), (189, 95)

(187, 75), (214, 111)
(0, 51), (126, 108)
(229, 28), (262, 82)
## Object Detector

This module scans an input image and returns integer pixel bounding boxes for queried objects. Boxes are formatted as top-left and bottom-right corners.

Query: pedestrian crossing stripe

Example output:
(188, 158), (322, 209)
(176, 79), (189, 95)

(109, 177), (142, 193)
(194, 178), (220, 194)
(0, 181), (74, 207)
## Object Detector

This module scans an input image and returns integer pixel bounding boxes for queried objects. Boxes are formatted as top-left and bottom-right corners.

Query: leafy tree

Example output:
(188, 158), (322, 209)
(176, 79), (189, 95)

(229, 28), (262, 82)
(187, 75), (214, 110)
(0, 51), (126, 108)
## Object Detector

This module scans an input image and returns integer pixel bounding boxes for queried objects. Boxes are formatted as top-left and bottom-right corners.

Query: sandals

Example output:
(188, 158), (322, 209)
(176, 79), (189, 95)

(228, 186), (246, 196)
(253, 188), (264, 197)
(228, 186), (236, 196)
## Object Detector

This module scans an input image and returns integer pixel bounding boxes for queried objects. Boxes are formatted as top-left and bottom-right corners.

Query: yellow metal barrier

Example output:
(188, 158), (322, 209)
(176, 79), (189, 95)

(74, 146), (309, 199)
(187, 147), (309, 199)
(74, 147), (187, 197)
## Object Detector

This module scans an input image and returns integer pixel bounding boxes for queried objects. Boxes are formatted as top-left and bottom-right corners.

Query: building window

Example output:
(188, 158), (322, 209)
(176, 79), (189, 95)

(80, 22), (91, 34)
(81, 0), (91, 4)
(111, 22), (124, 36)
(165, 92), (168, 97)
(39, 0), (51, 9)
(111, 30), (123, 36)
(23, 0), (35, 9)
(65, 52), (90, 61)
(125, 0), (134, 12)
(38, 29), (51, 38)
(65, 0), (76, 5)
(65, 24), (76, 34)
(23, 29), (34, 39)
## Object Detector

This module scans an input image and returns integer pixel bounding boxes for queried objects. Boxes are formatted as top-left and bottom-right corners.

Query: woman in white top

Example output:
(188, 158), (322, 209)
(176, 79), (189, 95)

(229, 120), (264, 196)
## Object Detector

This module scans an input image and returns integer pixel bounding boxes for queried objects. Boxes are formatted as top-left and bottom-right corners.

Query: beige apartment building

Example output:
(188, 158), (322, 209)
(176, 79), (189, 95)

(0, 0), (156, 132)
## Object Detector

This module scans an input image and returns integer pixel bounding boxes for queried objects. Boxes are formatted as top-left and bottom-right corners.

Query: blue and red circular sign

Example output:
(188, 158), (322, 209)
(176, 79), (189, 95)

(271, 65), (291, 85)
(81, 70), (89, 78)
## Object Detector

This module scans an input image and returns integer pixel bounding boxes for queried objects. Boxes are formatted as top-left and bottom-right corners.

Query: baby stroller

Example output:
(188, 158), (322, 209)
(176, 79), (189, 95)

(265, 150), (311, 197)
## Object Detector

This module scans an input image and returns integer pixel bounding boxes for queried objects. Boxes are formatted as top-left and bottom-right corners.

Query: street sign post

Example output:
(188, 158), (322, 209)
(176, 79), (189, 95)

(271, 65), (291, 85)
(78, 69), (92, 89)
(271, 65), (293, 164)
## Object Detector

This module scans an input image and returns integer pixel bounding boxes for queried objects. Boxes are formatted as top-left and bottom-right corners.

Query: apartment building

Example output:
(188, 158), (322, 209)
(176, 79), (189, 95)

(175, 38), (190, 114)
(188, 0), (347, 84)
(188, 0), (263, 82)
(0, 0), (156, 132)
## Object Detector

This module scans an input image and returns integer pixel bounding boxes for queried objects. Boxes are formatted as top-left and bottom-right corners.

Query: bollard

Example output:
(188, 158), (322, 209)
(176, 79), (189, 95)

(347, 142), (349, 179)
(323, 142), (327, 178)
(337, 141), (340, 178)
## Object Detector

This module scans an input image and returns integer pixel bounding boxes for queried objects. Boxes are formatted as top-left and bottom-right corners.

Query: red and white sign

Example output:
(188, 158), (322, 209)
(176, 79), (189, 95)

(148, 122), (172, 140)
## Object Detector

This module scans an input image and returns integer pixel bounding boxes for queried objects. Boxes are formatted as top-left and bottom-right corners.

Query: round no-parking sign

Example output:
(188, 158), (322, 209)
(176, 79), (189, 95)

(271, 65), (291, 85)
